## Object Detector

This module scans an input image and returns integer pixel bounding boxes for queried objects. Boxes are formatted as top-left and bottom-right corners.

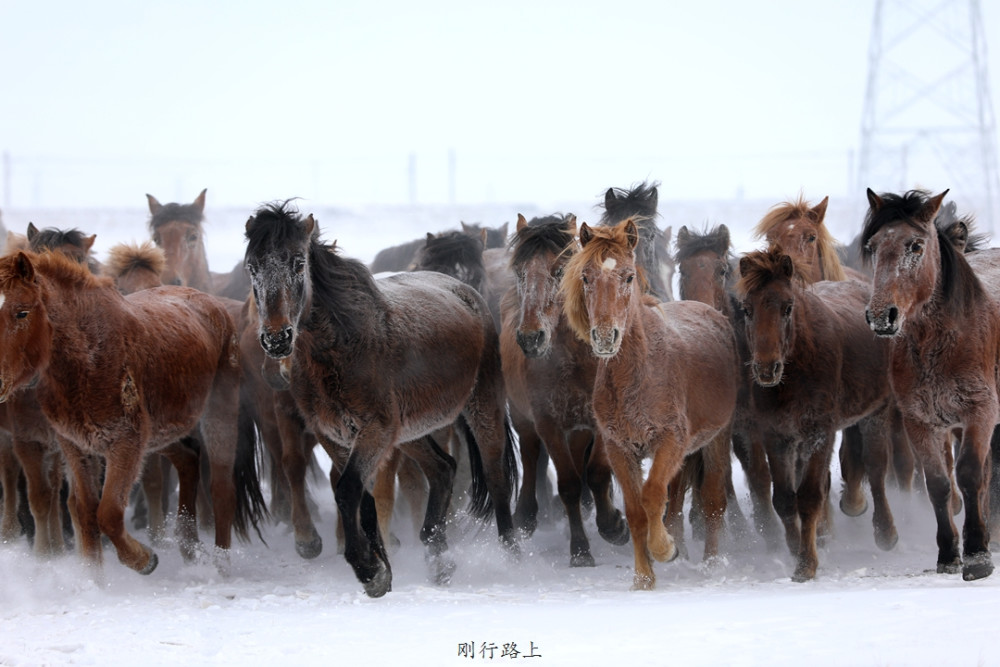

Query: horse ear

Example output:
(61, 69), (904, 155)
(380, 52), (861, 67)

(779, 253), (795, 279)
(13, 251), (35, 283)
(82, 234), (97, 252)
(677, 226), (690, 244)
(944, 220), (970, 251)
(193, 189), (207, 214)
(866, 188), (883, 211)
(648, 185), (659, 209)
(662, 225), (671, 243)
(516, 213), (528, 232)
(303, 214), (317, 238)
(566, 214), (577, 235)
(922, 190), (950, 223)
(480, 229), (488, 248)
(245, 216), (254, 233)
(811, 196), (829, 223)
(146, 194), (162, 215)
(426, 232), (435, 243)
(604, 188), (617, 210)
(623, 219), (640, 250)
(738, 255), (752, 278)
(497, 222), (509, 240)
(579, 223), (594, 247)
(461, 221), (472, 234)
(26, 222), (38, 241)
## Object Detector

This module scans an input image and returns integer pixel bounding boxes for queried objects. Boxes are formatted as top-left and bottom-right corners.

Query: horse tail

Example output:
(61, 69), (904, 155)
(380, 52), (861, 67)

(232, 394), (269, 544)
(463, 413), (518, 521)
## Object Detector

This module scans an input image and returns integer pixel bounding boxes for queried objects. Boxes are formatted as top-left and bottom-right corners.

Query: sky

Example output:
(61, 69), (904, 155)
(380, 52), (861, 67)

(3, 1), (999, 212)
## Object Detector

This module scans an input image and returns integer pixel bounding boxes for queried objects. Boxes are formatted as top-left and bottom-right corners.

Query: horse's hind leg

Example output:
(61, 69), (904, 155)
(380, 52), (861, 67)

(732, 431), (781, 551)
(859, 413), (898, 551)
(139, 453), (167, 544)
(537, 421), (592, 567)
(398, 438), (456, 585)
(955, 420), (995, 581)
(699, 428), (732, 561)
(839, 424), (868, 517)
(0, 435), (23, 542)
(585, 432), (629, 547)
(276, 397), (323, 559)
(372, 448), (401, 549)
(161, 441), (202, 562)
(511, 410), (542, 538)
(12, 439), (62, 556)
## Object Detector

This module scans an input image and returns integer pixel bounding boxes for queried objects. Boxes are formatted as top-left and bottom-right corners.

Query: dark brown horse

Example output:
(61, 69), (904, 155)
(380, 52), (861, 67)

(561, 219), (738, 589)
(146, 189), (250, 299)
(500, 213), (629, 566)
(599, 182), (674, 301)
(369, 221), (508, 274)
(244, 201), (517, 597)
(736, 247), (899, 581)
(863, 188), (1000, 580)
(0, 250), (266, 573)
(26, 223), (102, 274)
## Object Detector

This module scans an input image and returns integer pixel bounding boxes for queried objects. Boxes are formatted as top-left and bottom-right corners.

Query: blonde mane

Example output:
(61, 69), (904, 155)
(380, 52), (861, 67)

(560, 221), (647, 342)
(105, 241), (167, 280)
(752, 196), (846, 282)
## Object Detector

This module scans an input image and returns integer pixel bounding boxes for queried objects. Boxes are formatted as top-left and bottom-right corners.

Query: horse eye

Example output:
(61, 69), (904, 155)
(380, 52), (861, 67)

(742, 305), (753, 320)
(910, 240), (924, 255)
(15, 311), (28, 320)
(582, 275), (589, 285)
(625, 274), (634, 284)
(293, 258), (306, 274)
(186, 234), (199, 245)
(807, 234), (817, 243)
(783, 304), (793, 318)
(553, 267), (564, 280)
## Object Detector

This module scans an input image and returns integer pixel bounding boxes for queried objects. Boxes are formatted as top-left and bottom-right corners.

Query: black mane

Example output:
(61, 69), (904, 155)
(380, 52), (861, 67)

(674, 224), (732, 264)
(148, 201), (204, 232)
(509, 214), (576, 267)
(28, 226), (90, 253)
(412, 231), (486, 292)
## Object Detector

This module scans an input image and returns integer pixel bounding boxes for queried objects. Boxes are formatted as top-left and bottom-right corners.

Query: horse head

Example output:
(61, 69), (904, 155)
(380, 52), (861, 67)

(737, 247), (804, 387)
(147, 189), (208, 288)
(561, 219), (643, 358)
(0, 252), (52, 402)
(509, 212), (577, 358)
(862, 189), (947, 337)
(754, 195), (844, 284)
(675, 224), (732, 311)
(244, 202), (316, 359)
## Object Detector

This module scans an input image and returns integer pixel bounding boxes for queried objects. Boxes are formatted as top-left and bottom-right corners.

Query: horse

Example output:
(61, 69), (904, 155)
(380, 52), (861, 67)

(244, 200), (518, 598)
(0, 249), (266, 573)
(560, 219), (738, 590)
(105, 241), (166, 294)
(599, 181), (674, 301)
(862, 188), (1000, 581)
(26, 223), (102, 274)
(500, 213), (629, 566)
(146, 189), (251, 299)
(369, 221), (508, 274)
(735, 247), (901, 580)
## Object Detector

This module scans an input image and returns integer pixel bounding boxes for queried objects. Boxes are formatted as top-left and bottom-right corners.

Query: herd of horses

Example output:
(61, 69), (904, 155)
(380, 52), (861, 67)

(0, 181), (999, 596)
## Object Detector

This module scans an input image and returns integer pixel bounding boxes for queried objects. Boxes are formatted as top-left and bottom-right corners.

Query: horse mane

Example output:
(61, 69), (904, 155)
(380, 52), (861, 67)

(105, 241), (166, 279)
(509, 214), (577, 268)
(599, 181), (660, 225)
(862, 189), (985, 315)
(674, 224), (732, 264)
(753, 195), (846, 281)
(413, 231), (487, 293)
(246, 200), (382, 343)
(28, 226), (90, 253)
(734, 246), (809, 298)
(148, 200), (205, 232)
(1, 249), (114, 292)
(561, 221), (649, 342)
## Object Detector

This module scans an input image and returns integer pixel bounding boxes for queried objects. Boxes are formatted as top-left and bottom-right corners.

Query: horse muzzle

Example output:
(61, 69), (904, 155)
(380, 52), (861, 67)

(865, 305), (901, 337)
(516, 328), (549, 358)
(590, 326), (622, 358)
(752, 360), (784, 387)
(260, 326), (295, 359)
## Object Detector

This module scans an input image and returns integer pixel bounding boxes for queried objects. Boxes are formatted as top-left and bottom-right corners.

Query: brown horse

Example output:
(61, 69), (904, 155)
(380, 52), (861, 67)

(560, 219), (738, 590)
(600, 182), (674, 301)
(0, 250), (266, 573)
(736, 247), (900, 581)
(244, 201), (517, 598)
(146, 188), (250, 299)
(105, 241), (166, 294)
(500, 213), (629, 566)
(862, 188), (1000, 580)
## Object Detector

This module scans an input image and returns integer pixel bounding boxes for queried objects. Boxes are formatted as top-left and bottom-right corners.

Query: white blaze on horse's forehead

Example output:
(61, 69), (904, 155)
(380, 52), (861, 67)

(602, 257), (617, 271)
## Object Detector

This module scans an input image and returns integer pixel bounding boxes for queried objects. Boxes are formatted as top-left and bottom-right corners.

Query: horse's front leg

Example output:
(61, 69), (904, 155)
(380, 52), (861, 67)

(764, 438), (802, 561)
(956, 414), (996, 580)
(398, 437), (456, 585)
(605, 441), (654, 590)
(792, 437), (835, 582)
(336, 436), (393, 598)
(643, 433), (686, 565)
(905, 419), (961, 573)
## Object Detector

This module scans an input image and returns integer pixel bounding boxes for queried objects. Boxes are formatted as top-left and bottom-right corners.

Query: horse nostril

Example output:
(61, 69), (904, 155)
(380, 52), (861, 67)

(865, 309), (873, 326)
(886, 306), (899, 326)
(611, 329), (620, 345)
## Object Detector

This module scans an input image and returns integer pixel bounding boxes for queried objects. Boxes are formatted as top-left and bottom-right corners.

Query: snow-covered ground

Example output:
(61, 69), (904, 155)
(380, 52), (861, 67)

(1, 198), (998, 667)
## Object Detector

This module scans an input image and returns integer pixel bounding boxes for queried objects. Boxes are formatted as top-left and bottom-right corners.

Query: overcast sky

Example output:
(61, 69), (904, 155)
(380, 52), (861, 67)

(2, 1), (999, 208)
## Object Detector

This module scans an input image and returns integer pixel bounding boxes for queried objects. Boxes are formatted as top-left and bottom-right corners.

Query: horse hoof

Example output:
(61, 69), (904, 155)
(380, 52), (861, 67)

(139, 552), (158, 575)
(362, 560), (392, 598)
(839, 495), (868, 517)
(295, 533), (323, 560)
(791, 566), (816, 583)
(429, 555), (457, 586)
(963, 552), (994, 581)
(936, 558), (962, 575)
(570, 552), (596, 568)
(514, 512), (537, 539)
(598, 515), (631, 546)
(875, 528), (899, 552)
(630, 574), (655, 591)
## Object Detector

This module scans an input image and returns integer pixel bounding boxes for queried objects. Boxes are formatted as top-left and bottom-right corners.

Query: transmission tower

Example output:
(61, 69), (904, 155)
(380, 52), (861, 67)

(857, 0), (1000, 234)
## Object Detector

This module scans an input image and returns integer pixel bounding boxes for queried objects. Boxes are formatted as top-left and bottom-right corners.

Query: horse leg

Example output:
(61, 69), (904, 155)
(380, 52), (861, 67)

(0, 435), (21, 542)
(699, 428), (732, 561)
(665, 462), (689, 561)
(397, 440), (431, 541)
(643, 436), (685, 565)
(889, 406), (916, 491)
(511, 410), (541, 538)
(398, 437), (456, 585)
(733, 430), (780, 550)
(792, 441), (835, 582)
(96, 439), (157, 573)
(584, 432), (629, 546)
(12, 439), (61, 556)
(160, 441), (201, 562)
(945, 431), (963, 516)
(275, 395), (323, 559)
(838, 424), (868, 517)
(44, 452), (66, 552)
(605, 441), (654, 590)
(955, 418), (995, 580)
(336, 442), (393, 598)
(990, 426), (1000, 547)
(905, 420), (962, 573)
(537, 420), (592, 567)
(766, 442), (802, 561)
(139, 453), (167, 545)
(461, 405), (518, 553)
(372, 447), (401, 548)
(858, 412), (898, 551)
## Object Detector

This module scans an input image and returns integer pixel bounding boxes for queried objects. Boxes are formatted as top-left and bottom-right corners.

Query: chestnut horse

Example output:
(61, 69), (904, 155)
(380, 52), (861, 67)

(500, 213), (629, 566)
(146, 188), (250, 299)
(244, 201), (517, 598)
(736, 247), (899, 580)
(862, 188), (1000, 580)
(0, 250), (266, 573)
(560, 219), (738, 590)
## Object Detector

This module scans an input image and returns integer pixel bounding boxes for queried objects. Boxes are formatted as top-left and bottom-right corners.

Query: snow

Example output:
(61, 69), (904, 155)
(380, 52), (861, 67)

(1, 199), (999, 666)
